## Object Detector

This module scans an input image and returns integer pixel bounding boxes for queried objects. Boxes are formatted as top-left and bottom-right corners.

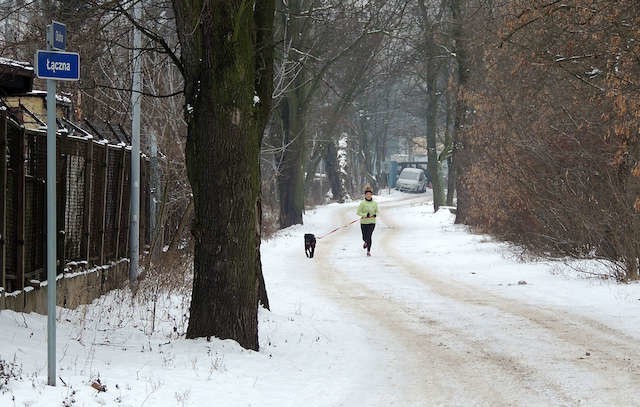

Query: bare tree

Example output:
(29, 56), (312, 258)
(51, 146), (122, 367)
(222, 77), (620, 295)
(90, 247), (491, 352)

(455, 0), (640, 280)
(268, 0), (407, 226)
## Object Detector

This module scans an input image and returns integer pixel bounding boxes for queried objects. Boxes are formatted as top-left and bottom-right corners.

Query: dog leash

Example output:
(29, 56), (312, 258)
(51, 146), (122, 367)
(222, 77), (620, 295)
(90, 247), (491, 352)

(316, 218), (360, 239)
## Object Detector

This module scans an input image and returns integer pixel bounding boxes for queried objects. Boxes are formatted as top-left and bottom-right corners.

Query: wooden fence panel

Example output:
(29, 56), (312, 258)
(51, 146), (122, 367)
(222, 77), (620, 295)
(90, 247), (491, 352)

(61, 138), (87, 261)
(24, 131), (46, 283)
(81, 139), (93, 263)
(104, 146), (119, 262)
(1, 123), (150, 292)
(15, 127), (25, 290)
(4, 126), (18, 290)
(90, 143), (107, 264)
(56, 138), (66, 275)
(119, 148), (130, 260)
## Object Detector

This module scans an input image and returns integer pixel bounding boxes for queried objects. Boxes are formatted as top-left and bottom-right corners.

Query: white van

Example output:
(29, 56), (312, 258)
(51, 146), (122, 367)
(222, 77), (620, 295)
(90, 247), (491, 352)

(395, 168), (428, 193)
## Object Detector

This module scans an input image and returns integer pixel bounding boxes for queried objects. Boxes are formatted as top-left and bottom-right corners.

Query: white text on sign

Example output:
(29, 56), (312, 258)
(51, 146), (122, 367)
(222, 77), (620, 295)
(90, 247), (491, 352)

(46, 58), (71, 73)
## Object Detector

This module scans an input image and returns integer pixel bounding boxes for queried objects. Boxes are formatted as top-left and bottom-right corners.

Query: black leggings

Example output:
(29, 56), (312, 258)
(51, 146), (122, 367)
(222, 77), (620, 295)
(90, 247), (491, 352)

(361, 223), (376, 251)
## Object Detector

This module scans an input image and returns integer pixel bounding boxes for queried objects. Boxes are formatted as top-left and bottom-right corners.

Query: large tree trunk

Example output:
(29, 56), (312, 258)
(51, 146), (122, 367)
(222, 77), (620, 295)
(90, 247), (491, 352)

(276, 0), (307, 228)
(277, 92), (305, 228)
(419, 0), (445, 212)
(449, 0), (468, 223)
(174, 0), (274, 351)
(325, 141), (346, 202)
(254, 0), (275, 311)
(425, 54), (444, 211)
(445, 58), (457, 207)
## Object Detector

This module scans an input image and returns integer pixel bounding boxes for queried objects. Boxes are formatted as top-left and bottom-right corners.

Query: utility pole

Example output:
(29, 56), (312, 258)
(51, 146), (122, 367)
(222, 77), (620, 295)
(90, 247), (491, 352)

(130, 1), (142, 284)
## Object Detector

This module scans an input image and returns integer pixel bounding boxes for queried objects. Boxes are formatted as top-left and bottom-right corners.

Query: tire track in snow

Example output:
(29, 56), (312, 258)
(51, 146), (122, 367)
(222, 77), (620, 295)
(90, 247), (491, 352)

(377, 199), (640, 406)
(313, 199), (576, 406)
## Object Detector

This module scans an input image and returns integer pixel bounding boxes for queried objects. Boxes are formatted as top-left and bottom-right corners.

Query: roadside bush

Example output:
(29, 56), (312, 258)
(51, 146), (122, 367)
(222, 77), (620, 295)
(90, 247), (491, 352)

(0, 357), (22, 393)
(457, 0), (640, 281)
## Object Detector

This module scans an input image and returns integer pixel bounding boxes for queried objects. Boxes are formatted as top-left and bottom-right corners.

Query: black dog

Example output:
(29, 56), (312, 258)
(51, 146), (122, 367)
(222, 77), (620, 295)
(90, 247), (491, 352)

(304, 233), (316, 258)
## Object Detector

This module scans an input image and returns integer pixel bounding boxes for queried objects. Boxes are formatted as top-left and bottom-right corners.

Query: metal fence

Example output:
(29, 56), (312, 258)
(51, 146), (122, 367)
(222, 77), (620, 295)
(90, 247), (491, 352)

(1, 111), (149, 293)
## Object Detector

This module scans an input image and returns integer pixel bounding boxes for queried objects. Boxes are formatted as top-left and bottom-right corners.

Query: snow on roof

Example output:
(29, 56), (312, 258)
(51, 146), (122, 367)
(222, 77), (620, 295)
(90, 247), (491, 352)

(16, 89), (72, 104)
(0, 56), (33, 71)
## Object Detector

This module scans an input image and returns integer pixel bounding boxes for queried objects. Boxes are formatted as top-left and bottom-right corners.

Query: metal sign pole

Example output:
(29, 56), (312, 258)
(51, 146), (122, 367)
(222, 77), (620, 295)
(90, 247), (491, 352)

(46, 77), (57, 387)
(41, 19), (74, 388)
(45, 21), (61, 388)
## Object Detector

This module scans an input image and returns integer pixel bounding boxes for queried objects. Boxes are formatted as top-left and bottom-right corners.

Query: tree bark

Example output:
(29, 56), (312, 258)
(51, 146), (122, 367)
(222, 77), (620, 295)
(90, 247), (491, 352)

(254, 0), (275, 310)
(449, 0), (469, 224)
(173, 0), (274, 350)
(418, 0), (445, 212)
(325, 141), (345, 202)
(277, 92), (306, 228)
(275, 0), (308, 228)
(446, 0), (463, 208)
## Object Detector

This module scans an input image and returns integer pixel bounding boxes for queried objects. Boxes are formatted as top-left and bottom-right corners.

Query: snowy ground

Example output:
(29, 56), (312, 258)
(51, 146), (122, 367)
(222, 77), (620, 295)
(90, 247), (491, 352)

(1, 190), (640, 406)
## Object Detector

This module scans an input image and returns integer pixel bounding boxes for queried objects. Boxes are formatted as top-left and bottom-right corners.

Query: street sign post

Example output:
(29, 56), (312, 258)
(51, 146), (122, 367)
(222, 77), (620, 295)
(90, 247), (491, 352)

(36, 20), (80, 388)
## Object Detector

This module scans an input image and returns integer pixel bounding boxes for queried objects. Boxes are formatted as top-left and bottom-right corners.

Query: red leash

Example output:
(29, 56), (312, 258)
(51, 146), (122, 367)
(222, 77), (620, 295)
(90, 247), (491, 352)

(316, 218), (359, 239)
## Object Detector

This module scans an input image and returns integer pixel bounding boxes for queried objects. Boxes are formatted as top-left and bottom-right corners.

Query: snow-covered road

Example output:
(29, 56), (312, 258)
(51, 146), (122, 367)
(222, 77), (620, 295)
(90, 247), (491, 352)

(306, 193), (640, 405)
(2, 190), (640, 406)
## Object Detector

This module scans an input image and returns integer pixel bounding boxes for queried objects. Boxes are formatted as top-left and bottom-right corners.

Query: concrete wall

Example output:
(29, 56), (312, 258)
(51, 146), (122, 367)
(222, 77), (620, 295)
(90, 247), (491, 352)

(0, 261), (129, 314)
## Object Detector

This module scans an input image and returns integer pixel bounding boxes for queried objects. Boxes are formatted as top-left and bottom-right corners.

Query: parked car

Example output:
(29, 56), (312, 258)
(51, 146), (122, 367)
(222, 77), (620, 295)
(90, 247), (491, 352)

(395, 167), (428, 193)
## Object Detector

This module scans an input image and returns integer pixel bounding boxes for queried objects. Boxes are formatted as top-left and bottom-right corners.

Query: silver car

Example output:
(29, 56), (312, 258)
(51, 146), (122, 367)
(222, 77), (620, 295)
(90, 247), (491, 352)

(395, 168), (428, 193)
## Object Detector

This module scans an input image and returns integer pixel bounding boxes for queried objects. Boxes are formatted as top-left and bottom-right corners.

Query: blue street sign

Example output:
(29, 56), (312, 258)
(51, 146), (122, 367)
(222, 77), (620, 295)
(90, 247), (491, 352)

(50, 21), (66, 51)
(35, 50), (80, 81)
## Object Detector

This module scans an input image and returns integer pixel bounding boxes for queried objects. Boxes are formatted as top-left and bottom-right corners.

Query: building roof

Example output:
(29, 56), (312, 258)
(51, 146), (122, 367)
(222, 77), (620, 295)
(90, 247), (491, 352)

(0, 57), (34, 95)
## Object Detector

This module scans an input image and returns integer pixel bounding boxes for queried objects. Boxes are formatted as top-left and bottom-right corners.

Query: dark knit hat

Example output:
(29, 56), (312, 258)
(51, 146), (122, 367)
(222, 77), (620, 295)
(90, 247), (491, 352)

(364, 185), (373, 193)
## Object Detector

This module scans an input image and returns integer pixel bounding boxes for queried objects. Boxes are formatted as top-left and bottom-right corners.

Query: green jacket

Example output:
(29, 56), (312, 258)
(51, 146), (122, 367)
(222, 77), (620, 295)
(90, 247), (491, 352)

(357, 199), (379, 224)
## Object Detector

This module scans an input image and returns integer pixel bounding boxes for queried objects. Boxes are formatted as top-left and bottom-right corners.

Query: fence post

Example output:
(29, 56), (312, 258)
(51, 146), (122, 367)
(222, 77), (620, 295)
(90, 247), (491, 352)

(16, 127), (25, 290)
(140, 157), (147, 254)
(125, 150), (131, 259)
(99, 144), (108, 265)
(57, 148), (67, 274)
(81, 139), (93, 263)
(0, 111), (6, 292)
(114, 146), (126, 260)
